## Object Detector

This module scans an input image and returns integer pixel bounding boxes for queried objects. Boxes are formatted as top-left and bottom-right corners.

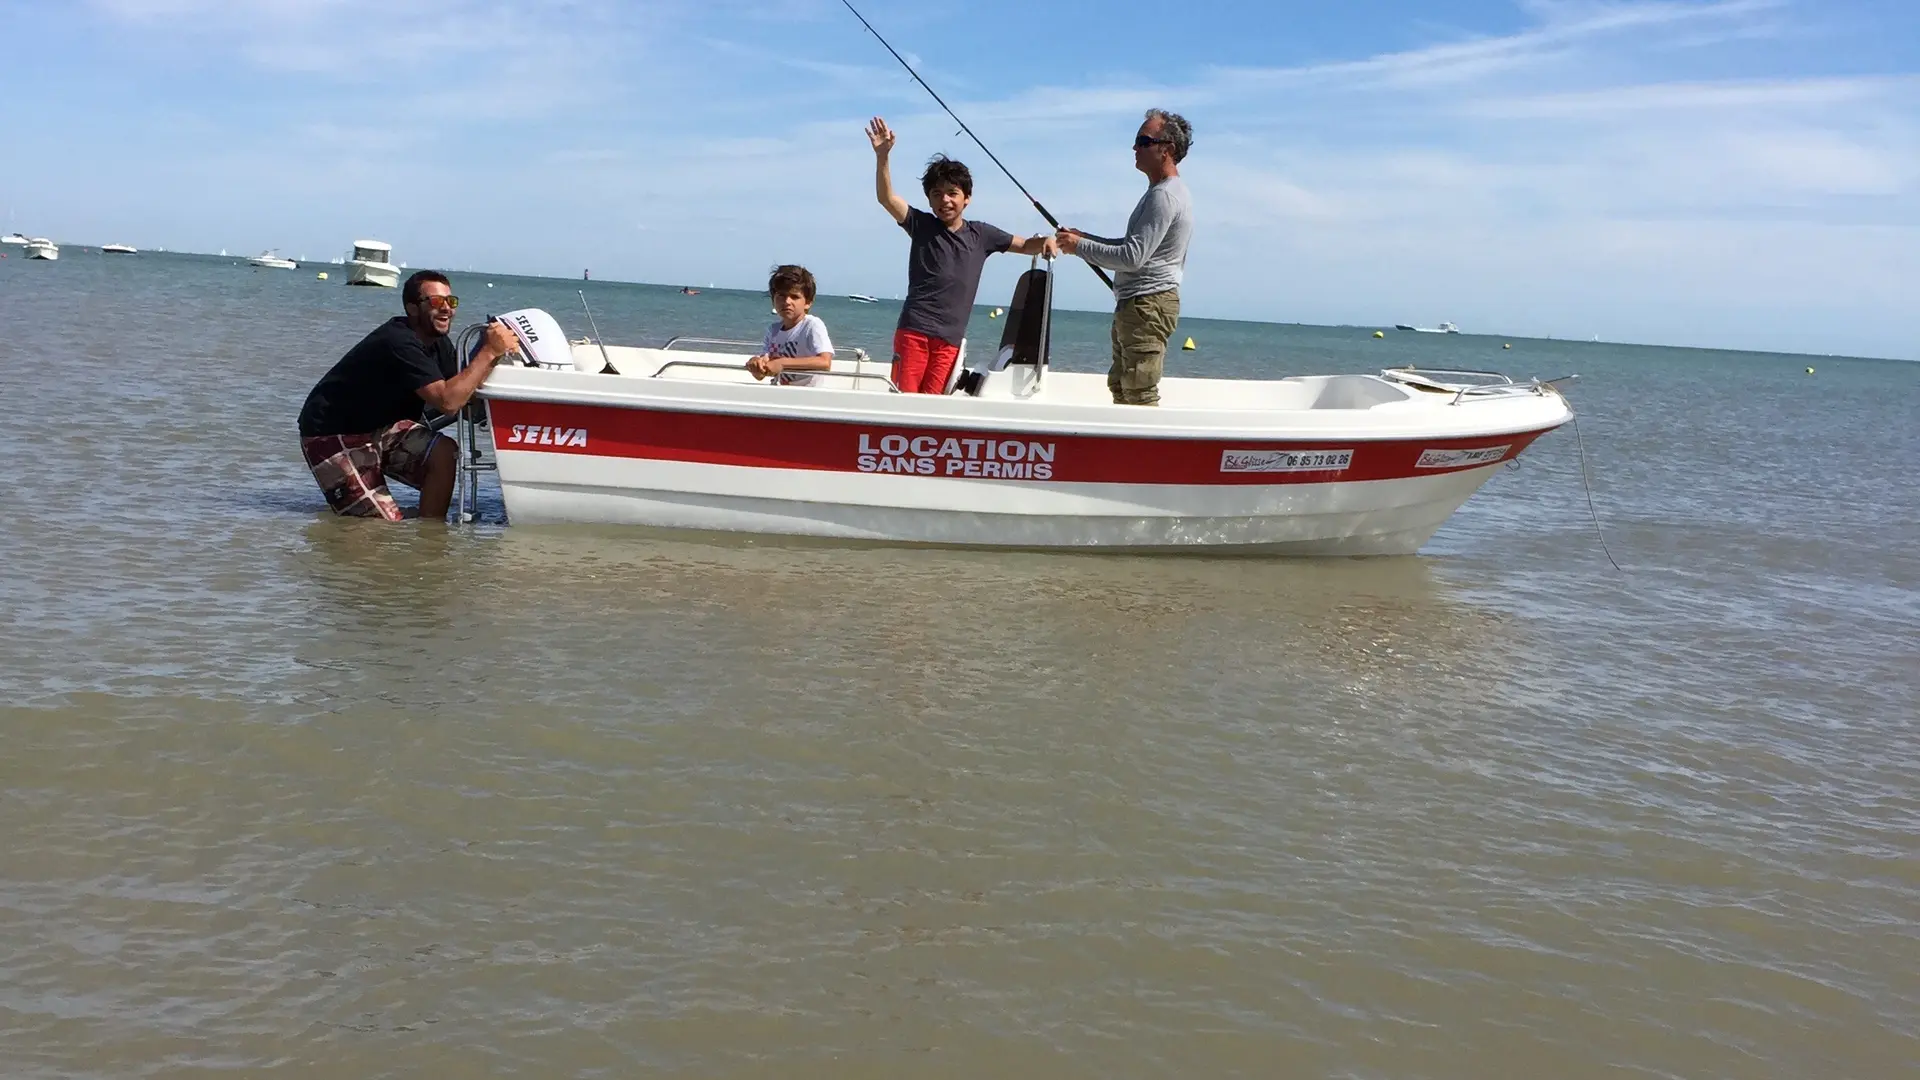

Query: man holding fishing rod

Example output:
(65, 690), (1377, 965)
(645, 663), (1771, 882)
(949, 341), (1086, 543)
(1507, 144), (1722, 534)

(1056, 109), (1194, 406)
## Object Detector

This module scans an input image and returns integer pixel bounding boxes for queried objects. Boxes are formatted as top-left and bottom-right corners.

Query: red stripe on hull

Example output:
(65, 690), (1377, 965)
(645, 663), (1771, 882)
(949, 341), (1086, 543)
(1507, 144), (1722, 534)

(486, 400), (1552, 486)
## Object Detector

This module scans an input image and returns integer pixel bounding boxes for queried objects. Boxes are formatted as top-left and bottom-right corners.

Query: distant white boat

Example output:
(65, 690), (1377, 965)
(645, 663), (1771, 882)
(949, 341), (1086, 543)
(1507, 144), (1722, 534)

(219, 248), (229, 257)
(1395, 321), (1460, 334)
(1, 232), (28, 246)
(102, 243), (138, 255)
(346, 239), (400, 287)
(848, 293), (881, 303)
(25, 237), (59, 260)
(250, 250), (297, 270)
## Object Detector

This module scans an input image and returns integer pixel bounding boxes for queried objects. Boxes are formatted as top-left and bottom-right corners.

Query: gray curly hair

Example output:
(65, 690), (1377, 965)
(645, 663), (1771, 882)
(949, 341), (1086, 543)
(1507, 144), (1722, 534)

(1145, 108), (1192, 163)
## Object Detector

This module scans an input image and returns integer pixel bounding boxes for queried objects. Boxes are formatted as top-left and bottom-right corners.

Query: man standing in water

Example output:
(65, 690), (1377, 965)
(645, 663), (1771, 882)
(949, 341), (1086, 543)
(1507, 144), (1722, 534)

(297, 270), (517, 521)
(1056, 109), (1194, 406)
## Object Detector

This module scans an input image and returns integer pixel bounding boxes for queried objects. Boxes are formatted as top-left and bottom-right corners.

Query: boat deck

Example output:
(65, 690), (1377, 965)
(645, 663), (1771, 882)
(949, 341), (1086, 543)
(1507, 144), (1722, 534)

(572, 342), (1436, 413)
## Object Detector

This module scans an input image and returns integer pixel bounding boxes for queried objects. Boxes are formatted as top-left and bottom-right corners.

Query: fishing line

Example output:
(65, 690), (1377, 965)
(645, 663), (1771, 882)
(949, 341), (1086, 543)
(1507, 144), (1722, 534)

(839, 0), (1115, 291)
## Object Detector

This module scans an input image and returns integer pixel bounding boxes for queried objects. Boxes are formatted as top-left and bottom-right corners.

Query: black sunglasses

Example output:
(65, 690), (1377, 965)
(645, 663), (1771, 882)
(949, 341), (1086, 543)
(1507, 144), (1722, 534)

(1134, 134), (1173, 149)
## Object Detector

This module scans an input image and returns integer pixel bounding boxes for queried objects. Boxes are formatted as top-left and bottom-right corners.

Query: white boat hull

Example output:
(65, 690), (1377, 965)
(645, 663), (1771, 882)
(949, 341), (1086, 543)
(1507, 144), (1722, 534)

(478, 347), (1570, 555)
(346, 260), (399, 287)
(495, 454), (1509, 554)
(25, 240), (57, 260)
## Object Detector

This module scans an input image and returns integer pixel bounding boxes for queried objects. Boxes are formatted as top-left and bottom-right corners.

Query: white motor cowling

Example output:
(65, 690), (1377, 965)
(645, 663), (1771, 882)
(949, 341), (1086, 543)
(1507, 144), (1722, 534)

(493, 308), (574, 370)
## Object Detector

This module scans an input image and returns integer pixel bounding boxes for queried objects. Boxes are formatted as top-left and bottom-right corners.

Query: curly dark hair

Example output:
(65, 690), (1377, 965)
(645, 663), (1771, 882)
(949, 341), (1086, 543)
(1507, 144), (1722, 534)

(402, 269), (451, 306)
(920, 155), (973, 198)
(769, 264), (816, 303)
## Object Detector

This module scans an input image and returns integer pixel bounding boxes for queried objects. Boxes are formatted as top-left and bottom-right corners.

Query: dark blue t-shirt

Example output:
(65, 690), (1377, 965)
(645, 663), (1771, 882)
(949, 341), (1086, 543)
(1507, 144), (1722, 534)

(896, 207), (1014, 347)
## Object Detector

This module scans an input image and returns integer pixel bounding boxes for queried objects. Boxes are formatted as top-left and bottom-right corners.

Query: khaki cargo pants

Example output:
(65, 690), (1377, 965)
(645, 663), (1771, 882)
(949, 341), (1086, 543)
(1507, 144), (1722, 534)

(1108, 289), (1180, 405)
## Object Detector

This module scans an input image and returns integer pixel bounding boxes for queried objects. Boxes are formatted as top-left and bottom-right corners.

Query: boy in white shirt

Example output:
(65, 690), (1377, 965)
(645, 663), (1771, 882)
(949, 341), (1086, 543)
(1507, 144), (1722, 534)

(747, 264), (834, 386)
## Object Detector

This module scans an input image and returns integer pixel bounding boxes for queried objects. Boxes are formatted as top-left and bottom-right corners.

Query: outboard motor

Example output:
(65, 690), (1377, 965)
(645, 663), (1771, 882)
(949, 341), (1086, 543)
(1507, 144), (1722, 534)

(491, 308), (574, 369)
(954, 261), (1052, 396)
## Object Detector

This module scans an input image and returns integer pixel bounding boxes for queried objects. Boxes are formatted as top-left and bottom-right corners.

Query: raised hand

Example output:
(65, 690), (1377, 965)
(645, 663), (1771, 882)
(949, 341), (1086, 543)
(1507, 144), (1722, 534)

(866, 116), (896, 154)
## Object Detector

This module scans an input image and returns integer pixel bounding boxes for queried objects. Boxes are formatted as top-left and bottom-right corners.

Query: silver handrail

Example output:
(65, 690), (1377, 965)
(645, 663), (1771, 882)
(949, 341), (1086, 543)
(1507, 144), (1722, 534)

(451, 323), (498, 524)
(662, 336), (760, 351)
(1381, 365), (1577, 405)
(1032, 252), (1053, 396)
(790, 369), (899, 391)
(660, 337), (872, 364)
(1381, 366), (1517, 384)
(649, 359), (900, 391)
(1451, 372), (1579, 402)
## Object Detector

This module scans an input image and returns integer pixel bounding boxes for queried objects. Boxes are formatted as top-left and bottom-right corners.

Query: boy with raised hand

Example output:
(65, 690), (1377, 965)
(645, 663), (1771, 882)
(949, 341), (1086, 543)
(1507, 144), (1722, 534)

(867, 116), (1056, 394)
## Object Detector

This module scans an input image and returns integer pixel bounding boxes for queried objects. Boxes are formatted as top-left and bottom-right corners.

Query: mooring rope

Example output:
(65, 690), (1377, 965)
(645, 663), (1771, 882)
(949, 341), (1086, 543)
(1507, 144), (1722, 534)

(1568, 409), (1624, 572)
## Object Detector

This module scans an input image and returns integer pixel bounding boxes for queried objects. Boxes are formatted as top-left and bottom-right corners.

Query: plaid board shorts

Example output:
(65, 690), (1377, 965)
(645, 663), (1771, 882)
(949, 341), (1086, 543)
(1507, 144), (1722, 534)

(300, 419), (441, 521)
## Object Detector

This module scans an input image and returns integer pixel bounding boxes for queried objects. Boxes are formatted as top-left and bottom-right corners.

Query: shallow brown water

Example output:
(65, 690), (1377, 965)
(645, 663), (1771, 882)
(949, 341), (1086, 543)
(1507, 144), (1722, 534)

(2, 251), (1917, 1077)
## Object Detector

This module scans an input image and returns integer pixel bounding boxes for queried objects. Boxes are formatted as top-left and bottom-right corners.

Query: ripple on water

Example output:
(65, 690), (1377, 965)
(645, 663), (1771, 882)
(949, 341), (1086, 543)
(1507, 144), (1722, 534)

(1, 258), (1917, 1076)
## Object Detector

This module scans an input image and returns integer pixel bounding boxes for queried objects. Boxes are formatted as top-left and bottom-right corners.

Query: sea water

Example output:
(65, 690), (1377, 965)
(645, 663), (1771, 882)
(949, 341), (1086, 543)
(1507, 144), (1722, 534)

(2, 249), (1916, 1077)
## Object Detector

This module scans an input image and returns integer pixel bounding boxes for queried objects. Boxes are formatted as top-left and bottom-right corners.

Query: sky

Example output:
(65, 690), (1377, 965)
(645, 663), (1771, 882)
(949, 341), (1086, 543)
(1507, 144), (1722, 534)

(3, 0), (1917, 359)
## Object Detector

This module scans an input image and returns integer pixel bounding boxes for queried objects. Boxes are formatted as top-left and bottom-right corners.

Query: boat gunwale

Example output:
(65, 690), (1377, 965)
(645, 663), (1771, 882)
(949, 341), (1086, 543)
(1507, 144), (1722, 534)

(478, 369), (1572, 444)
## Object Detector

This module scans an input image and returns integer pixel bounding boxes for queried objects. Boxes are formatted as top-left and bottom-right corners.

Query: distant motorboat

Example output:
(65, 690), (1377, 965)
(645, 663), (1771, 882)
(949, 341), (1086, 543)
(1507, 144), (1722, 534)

(102, 243), (138, 255)
(847, 293), (880, 303)
(345, 239), (400, 287)
(1395, 321), (1461, 334)
(25, 237), (58, 260)
(1, 232), (28, 246)
(250, 250), (297, 270)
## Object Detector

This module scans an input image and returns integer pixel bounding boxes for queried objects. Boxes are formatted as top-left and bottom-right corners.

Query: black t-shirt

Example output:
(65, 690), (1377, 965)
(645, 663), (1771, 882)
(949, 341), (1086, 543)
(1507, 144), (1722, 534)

(298, 317), (457, 437)
(896, 207), (1014, 347)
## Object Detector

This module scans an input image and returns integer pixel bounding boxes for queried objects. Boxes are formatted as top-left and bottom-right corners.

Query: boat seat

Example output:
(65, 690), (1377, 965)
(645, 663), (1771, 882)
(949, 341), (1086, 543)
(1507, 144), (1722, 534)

(956, 267), (1049, 396)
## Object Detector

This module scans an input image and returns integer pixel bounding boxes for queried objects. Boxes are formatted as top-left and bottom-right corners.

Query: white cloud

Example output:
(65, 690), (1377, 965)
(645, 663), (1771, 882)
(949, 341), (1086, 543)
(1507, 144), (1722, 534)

(1457, 75), (1915, 118)
(45, 0), (1920, 358)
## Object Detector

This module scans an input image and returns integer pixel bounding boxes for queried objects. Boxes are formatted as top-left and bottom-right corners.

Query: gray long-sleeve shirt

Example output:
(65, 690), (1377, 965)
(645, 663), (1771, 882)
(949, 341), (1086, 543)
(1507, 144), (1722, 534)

(1073, 175), (1192, 301)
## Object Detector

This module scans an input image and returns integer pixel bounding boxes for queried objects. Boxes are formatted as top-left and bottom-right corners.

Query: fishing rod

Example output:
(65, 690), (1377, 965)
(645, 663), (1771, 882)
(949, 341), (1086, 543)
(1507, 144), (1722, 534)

(839, 0), (1115, 292)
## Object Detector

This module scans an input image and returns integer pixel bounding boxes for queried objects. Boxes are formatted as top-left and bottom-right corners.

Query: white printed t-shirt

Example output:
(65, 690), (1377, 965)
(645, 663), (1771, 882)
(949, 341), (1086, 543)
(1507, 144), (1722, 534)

(763, 315), (834, 387)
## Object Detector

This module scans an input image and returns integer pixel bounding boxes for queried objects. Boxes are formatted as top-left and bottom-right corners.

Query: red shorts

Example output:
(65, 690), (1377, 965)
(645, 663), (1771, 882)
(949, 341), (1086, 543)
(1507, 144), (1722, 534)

(300, 419), (443, 521)
(891, 328), (961, 394)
